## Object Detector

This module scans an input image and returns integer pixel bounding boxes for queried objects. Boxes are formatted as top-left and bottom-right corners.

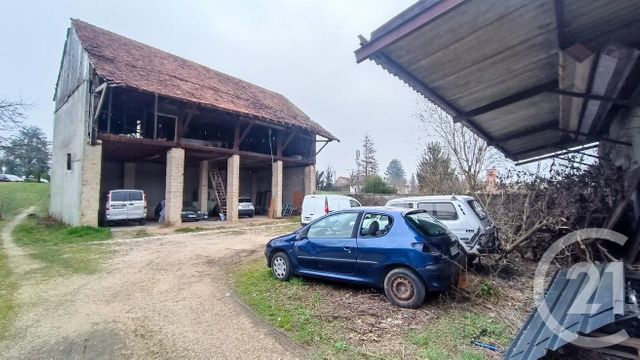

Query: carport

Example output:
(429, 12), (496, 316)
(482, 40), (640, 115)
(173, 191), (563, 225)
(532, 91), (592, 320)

(355, 0), (640, 165)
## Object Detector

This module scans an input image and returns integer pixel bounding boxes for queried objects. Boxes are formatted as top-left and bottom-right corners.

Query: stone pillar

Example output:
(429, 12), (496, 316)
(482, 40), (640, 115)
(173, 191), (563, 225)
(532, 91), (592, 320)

(123, 162), (136, 188)
(226, 155), (240, 222)
(79, 143), (102, 226)
(304, 164), (316, 195)
(271, 160), (283, 218)
(198, 160), (209, 213)
(164, 148), (185, 226)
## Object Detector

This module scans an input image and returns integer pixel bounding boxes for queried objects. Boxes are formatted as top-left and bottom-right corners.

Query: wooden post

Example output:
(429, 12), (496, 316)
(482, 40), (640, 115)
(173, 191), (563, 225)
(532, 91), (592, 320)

(153, 93), (158, 140)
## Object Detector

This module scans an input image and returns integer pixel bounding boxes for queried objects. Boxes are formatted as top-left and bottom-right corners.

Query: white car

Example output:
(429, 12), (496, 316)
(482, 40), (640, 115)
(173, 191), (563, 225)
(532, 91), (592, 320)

(301, 194), (361, 225)
(238, 197), (255, 218)
(104, 189), (147, 225)
(386, 195), (500, 256)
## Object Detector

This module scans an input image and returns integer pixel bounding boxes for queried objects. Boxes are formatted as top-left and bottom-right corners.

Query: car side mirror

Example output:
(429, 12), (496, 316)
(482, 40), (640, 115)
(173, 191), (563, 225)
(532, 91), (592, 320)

(296, 229), (308, 240)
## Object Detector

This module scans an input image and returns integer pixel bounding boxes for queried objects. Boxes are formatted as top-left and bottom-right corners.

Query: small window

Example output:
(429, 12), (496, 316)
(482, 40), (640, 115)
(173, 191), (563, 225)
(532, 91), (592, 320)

(349, 199), (361, 207)
(389, 202), (414, 209)
(66, 153), (72, 170)
(417, 202), (458, 220)
(467, 200), (487, 220)
(307, 212), (359, 239)
(128, 191), (143, 201)
(360, 213), (393, 238)
(405, 212), (448, 236)
(110, 191), (128, 202)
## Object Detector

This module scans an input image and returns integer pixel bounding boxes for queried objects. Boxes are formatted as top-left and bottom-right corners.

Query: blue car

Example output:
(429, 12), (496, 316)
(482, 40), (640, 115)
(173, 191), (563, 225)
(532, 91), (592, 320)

(264, 207), (465, 308)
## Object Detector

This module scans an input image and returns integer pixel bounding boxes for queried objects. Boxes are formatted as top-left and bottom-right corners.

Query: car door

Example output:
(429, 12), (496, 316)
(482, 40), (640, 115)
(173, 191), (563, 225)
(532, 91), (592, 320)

(294, 211), (360, 275)
(126, 190), (145, 220)
(355, 213), (395, 277)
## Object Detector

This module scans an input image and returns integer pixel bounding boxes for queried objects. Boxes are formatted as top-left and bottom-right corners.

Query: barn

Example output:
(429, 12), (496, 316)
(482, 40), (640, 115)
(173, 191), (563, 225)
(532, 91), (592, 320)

(51, 19), (336, 226)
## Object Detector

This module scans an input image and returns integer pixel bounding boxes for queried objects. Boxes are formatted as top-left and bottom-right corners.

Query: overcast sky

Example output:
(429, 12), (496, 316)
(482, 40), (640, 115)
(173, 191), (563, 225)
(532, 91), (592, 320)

(0, 0), (435, 178)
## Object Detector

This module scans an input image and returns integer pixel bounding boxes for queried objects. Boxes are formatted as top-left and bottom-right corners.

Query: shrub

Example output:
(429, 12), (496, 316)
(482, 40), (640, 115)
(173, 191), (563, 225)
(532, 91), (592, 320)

(361, 176), (396, 194)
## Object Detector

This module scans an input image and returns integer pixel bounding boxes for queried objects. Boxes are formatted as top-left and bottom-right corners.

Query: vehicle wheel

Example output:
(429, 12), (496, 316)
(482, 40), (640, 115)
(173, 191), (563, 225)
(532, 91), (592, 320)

(270, 252), (292, 281)
(384, 268), (426, 309)
(139, 219), (146, 225)
(249, 213), (254, 218)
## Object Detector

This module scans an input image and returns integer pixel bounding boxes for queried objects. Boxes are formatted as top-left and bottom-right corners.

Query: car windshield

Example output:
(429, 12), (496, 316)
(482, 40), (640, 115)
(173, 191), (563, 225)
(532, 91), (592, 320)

(404, 212), (448, 236)
(239, 198), (252, 203)
(467, 199), (487, 220)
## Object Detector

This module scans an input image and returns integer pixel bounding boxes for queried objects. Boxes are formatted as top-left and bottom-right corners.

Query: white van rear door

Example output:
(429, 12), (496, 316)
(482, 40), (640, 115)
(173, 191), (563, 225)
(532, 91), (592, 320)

(126, 190), (145, 220)
(108, 191), (128, 220)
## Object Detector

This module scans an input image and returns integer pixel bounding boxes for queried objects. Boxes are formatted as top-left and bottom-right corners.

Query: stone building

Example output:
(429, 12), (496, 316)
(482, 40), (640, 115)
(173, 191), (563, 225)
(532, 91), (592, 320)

(51, 19), (336, 226)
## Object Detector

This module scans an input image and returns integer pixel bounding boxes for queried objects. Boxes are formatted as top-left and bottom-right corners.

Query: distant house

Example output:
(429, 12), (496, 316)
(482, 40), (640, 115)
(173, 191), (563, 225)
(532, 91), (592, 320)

(51, 19), (336, 226)
(335, 176), (351, 190)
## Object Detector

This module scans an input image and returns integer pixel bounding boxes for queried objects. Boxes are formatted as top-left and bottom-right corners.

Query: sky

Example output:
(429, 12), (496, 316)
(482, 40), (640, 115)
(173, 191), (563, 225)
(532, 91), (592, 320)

(0, 0), (430, 179)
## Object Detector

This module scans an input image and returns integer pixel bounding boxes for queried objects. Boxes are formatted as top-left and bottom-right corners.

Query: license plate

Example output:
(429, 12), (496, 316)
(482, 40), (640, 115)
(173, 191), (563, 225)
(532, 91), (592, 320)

(450, 244), (459, 256)
(188, 215), (196, 218)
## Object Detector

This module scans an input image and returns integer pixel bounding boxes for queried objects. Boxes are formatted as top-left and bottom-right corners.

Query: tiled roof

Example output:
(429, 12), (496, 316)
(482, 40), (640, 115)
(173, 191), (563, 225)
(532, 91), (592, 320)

(72, 19), (336, 140)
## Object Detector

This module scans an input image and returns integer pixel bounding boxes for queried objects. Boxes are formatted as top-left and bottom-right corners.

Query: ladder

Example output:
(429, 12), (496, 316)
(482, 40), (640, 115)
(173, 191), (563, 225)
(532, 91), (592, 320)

(209, 165), (227, 216)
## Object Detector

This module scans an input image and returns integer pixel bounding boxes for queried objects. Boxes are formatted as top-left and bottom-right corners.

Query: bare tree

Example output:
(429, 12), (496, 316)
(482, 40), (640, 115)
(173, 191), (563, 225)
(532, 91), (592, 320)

(415, 100), (499, 194)
(0, 98), (28, 131)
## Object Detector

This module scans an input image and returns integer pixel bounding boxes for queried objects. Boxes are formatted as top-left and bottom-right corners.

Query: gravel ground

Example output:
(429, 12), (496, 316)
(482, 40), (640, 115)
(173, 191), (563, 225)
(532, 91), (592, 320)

(0, 214), (303, 359)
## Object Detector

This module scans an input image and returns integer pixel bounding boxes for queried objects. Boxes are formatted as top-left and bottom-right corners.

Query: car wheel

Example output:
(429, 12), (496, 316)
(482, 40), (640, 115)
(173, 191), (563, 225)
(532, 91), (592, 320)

(270, 252), (292, 281)
(139, 219), (146, 225)
(384, 268), (426, 309)
(249, 213), (254, 218)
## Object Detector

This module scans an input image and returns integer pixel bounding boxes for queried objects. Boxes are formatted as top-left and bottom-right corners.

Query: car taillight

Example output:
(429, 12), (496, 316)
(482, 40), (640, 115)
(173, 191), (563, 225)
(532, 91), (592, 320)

(143, 193), (147, 209)
(106, 193), (111, 210)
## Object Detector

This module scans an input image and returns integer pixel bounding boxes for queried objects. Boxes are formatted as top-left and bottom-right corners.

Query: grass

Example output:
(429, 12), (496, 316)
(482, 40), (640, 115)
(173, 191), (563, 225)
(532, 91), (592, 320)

(0, 183), (49, 340)
(175, 227), (209, 234)
(235, 260), (327, 345)
(235, 259), (513, 359)
(13, 217), (111, 274)
(408, 311), (511, 359)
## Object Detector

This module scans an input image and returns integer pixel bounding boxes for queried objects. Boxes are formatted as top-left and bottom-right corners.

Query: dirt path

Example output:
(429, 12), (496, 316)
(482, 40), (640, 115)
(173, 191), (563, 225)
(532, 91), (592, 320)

(0, 221), (303, 359)
(1, 206), (41, 274)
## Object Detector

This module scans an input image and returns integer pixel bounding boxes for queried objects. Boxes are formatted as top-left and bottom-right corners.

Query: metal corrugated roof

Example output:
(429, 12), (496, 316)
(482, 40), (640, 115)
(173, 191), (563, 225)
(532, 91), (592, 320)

(504, 262), (625, 359)
(356, 0), (640, 162)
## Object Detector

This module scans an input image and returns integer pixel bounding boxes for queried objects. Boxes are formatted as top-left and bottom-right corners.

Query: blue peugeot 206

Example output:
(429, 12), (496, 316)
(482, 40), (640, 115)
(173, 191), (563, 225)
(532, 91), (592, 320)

(264, 207), (465, 308)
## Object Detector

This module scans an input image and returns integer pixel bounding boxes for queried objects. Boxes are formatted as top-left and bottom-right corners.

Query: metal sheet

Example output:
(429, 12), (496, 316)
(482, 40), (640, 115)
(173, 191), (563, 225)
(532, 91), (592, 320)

(504, 262), (625, 360)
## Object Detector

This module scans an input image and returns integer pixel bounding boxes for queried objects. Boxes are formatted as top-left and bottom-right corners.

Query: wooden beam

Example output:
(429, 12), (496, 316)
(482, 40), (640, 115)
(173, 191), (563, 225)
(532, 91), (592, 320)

(281, 131), (296, 151)
(514, 142), (599, 164)
(354, 0), (466, 63)
(233, 120), (240, 151)
(238, 121), (254, 144)
(554, 0), (566, 49)
(490, 120), (559, 145)
(316, 141), (330, 156)
(454, 81), (558, 122)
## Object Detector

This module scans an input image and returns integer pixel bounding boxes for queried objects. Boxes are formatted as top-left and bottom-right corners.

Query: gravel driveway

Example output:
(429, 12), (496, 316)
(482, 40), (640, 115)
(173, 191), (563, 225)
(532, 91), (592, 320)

(0, 220), (302, 359)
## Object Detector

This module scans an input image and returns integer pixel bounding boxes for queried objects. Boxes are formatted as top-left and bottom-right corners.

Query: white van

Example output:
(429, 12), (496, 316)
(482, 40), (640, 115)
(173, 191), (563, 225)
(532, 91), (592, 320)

(105, 189), (147, 225)
(301, 195), (361, 225)
(385, 195), (500, 256)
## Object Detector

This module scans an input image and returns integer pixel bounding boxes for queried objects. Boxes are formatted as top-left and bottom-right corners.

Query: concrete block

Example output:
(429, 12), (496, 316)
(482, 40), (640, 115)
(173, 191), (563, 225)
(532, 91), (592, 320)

(226, 155), (240, 221)
(199, 160), (209, 213)
(79, 143), (102, 226)
(164, 148), (185, 225)
(304, 164), (316, 195)
(271, 160), (283, 218)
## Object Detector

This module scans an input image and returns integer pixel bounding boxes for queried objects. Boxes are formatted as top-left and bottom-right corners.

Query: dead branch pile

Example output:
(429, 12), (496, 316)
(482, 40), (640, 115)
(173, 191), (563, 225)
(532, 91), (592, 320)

(486, 158), (625, 262)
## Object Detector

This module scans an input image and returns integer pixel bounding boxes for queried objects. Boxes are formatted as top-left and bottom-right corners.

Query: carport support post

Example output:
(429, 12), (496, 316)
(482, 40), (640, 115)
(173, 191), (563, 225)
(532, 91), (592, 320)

(304, 164), (316, 195)
(164, 148), (185, 226)
(226, 155), (240, 222)
(271, 160), (283, 218)
(198, 161), (209, 214)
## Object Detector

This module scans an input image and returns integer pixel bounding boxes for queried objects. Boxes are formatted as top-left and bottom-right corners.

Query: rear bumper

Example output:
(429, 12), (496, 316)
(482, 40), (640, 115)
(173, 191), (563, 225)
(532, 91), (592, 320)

(417, 252), (466, 291)
(239, 209), (255, 216)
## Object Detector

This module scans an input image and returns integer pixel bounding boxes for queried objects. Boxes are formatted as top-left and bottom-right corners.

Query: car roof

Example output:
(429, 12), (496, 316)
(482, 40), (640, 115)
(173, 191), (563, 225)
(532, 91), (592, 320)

(337, 206), (423, 217)
(386, 195), (475, 202)
(304, 194), (355, 200)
